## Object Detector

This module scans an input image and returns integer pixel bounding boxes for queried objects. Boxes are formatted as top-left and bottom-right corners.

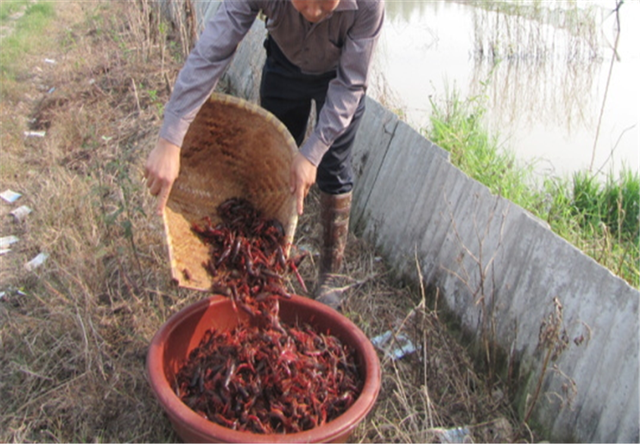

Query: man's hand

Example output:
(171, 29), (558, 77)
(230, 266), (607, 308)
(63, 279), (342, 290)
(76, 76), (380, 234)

(290, 152), (317, 215)
(144, 137), (181, 215)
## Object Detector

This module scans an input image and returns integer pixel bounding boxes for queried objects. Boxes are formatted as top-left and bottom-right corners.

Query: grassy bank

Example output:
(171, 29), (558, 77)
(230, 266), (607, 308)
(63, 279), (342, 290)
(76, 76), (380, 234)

(427, 92), (639, 287)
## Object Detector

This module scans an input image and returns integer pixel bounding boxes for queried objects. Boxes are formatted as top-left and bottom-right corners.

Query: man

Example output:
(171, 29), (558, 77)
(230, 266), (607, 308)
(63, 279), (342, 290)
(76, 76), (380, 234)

(144, 0), (385, 309)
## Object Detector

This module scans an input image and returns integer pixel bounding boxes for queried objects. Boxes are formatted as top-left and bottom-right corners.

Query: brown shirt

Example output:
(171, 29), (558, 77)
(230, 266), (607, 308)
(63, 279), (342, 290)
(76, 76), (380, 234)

(159, 0), (385, 166)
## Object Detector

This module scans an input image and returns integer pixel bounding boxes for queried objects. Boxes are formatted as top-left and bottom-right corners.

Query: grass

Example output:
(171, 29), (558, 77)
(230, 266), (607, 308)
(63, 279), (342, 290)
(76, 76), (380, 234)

(427, 89), (639, 287)
(0, 1), (529, 442)
(0, 2), (180, 441)
(0, 2), (55, 79)
(427, 89), (535, 209)
(0, 0), (30, 21)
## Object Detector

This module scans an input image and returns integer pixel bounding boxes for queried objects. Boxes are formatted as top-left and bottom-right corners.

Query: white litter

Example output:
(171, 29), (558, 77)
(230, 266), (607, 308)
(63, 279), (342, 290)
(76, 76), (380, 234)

(10, 205), (32, 222)
(0, 249), (10, 256)
(25, 252), (49, 271)
(436, 427), (471, 443)
(0, 235), (19, 248)
(0, 190), (22, 203)
(44, 58), (56, 64)
(371, 330), (418, 360)
(24, 131), (46, 138)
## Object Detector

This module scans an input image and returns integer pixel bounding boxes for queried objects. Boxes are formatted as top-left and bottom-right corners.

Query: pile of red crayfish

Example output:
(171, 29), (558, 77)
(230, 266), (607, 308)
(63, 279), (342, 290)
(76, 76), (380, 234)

(189, 197), (308, 319)
(174, 318), (361, 433)
(175, 198), (362, 434)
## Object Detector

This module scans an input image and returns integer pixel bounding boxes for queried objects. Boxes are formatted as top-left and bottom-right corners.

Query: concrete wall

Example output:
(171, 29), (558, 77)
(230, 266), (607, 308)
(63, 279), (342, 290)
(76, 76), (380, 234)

(348, 99), (639, 443)
(163, 4), (639, 442)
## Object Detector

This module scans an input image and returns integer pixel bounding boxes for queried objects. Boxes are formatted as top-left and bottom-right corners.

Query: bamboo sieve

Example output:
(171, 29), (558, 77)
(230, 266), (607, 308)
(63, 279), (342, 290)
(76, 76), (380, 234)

(162, 93), (298, 291)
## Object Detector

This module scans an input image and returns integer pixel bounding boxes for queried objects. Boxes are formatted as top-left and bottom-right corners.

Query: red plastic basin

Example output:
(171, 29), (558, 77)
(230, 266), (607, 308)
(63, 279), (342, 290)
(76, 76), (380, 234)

(147, 295), (381, 443)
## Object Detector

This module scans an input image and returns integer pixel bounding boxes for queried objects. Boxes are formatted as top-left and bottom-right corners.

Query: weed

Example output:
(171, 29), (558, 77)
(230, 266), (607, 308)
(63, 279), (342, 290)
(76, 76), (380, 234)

(102, 152), (146, 279)
(523, 297), (588, 425)
(439, 191), (508, 385)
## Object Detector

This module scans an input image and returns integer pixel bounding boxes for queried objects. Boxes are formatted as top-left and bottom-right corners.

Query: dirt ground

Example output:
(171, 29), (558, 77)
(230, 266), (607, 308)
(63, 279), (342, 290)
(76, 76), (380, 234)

(0, 2), (532, 442)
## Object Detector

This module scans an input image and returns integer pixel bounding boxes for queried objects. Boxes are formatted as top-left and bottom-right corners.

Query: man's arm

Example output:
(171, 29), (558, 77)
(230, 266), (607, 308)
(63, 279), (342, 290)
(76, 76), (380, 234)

(160, 1), (263, 148)
(146, 1), (262, 215)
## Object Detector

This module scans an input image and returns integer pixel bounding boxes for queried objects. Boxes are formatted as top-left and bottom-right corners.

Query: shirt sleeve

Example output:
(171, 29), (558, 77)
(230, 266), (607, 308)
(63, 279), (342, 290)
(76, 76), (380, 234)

(299, 1), (385, 166)
(159, 0), (262, 148)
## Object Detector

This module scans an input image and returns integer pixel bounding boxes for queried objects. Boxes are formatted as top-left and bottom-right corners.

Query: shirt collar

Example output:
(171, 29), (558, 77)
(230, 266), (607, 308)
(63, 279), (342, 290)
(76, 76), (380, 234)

(335, 0), (358, 12)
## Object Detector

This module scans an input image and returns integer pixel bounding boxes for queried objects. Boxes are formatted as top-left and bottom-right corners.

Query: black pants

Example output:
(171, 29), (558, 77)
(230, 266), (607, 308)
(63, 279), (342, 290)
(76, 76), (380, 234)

(259, 36), (365, 195)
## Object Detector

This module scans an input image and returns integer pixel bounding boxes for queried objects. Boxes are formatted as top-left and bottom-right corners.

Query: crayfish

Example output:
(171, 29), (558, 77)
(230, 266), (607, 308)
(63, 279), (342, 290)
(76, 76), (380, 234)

(190, 197), (308, 312)
(175, 197), (362, 434)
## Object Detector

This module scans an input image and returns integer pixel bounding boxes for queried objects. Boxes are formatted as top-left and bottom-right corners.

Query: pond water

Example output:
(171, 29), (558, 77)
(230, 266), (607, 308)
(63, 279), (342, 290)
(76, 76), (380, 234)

(369, 0), (639, 181)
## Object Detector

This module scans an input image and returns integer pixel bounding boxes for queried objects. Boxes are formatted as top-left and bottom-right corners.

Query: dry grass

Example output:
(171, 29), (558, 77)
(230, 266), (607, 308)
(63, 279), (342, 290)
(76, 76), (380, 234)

(0, 2), (529, 442)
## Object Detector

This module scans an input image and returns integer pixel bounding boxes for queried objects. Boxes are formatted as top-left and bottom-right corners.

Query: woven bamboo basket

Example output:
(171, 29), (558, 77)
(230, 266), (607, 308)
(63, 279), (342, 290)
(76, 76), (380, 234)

(162, 93), (298, 291)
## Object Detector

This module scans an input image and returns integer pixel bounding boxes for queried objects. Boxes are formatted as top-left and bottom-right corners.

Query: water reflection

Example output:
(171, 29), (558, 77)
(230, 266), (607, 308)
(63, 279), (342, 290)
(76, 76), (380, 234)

(470, 2), (601, 130)
(370, 0), (639, 179)
(470, 34), (600, 132)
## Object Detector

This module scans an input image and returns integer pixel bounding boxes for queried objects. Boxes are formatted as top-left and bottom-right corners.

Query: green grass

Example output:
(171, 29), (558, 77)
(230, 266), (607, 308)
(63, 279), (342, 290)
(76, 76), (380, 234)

(0, 0), (30, 21)
(427, 91), (639, 287)
(427, 90), (535, 209)
(0, 2), (55, 78)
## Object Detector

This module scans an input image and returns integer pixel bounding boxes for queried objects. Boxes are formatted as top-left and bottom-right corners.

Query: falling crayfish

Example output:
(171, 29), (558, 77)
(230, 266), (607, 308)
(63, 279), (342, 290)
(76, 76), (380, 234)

(175, 197), (362, 434)
(190, 197), (308, 313)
